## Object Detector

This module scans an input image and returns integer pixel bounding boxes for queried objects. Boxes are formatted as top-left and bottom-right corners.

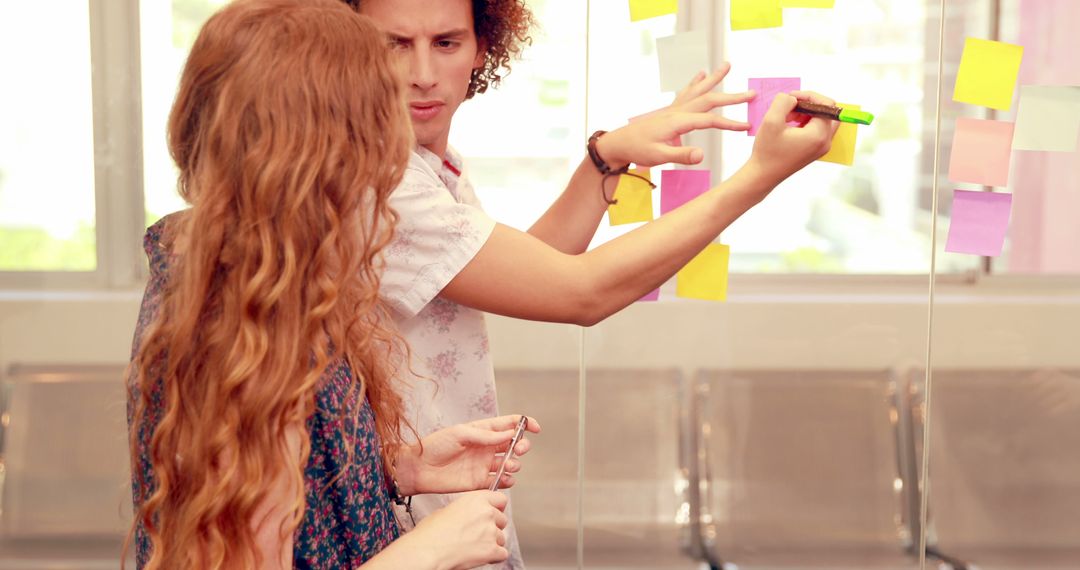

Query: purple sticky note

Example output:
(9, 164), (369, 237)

(945, 190), (1013, 256)
(638, 288), (661, 302)
(748, 77), (800, 136)
(660, 169), (711, 214)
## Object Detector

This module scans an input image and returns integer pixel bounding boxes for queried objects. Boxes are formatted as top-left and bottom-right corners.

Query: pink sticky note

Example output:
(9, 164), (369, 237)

(748, 77), (800, 136)
(630, 110), (682, 147)
(660, 169), (711, 214)
(638, 288), (661, 302)
(945, 190), (1013, 256)
(948, 117), (1015, 187)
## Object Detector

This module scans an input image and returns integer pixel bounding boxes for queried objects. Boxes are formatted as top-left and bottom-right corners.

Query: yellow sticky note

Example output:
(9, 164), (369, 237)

(608, 168), (654, 226)
(953, 38), (1024, 111)
(731, 0), (783, 31)
(781, 0), (834, 6)
(629, 0), (678, 21)
(819, 103), (859, 166)
(676, 243), (730, 302)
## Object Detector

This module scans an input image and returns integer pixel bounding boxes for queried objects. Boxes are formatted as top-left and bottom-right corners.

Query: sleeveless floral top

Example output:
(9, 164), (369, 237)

(128, 215), (400, 568)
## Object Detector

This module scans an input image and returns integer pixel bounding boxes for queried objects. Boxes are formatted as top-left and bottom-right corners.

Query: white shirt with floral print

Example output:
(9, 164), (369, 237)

(380, 146), (524, 570)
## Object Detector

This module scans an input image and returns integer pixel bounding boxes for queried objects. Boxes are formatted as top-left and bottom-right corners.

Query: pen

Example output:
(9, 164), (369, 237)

(489, 416), (529, 492)
(794, 102), (875, 125)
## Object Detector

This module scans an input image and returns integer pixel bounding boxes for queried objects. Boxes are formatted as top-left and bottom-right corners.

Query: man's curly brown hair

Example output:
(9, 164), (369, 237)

(341, 0), (535, 99)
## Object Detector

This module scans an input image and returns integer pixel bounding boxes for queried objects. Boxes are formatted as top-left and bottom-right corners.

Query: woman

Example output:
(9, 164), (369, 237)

(125, 1), (538, 568)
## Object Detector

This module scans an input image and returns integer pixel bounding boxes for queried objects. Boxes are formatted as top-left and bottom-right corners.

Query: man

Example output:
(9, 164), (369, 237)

(346, 1), (838, 568)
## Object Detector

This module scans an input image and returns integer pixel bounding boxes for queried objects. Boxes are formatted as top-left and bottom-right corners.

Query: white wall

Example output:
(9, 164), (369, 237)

(3, 285), (1077, 375)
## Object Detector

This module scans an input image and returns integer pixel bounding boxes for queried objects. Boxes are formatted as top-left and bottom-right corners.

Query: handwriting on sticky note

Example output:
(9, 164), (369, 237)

(818, 103), (860, 166)
(660, 169), (711, 214)
(731, 0), (783, 31)
(748, 77), (801, 136)
(656, 31), (710, 93)
(948, 117), (1015, 187)
(608, 168), (655, 226)
(676, 244), (730, 301)
(945, 190), (1012, 257)
(954, 38), (1024, 111)
(1013, 85), (1080, 152)
(629, 0), (678, 21)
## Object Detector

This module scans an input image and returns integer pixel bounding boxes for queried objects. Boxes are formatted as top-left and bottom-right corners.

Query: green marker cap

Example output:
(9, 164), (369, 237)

(839, 108), (875, 125)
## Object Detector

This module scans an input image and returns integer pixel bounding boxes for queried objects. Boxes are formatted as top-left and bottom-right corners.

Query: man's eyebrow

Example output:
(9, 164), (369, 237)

(385, 32), (411, 42)
(434, 29), (470, 40)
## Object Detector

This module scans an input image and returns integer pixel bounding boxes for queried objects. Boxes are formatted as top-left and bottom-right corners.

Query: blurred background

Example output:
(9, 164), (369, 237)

(0, 0), (1077, 568)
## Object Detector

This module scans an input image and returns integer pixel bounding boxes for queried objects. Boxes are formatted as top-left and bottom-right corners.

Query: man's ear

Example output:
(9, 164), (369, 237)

(473, 37), (487, 69)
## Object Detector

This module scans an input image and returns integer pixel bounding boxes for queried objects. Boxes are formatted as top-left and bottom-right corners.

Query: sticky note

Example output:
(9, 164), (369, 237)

(629, 0), (678, 21)
(780, 0), (834, 6)
(639, 288), (661, 302)
(747, 77), (800, 136)
(656, 31), (710, 93)
(953, 38), (1024, 111)
(608, 168), (655, 226)
(731, 0), (783, 31)
(945, 190), (1012, 256)
(660, 169), (711, 214)
(948, 117), (1015, 187)
(676, 244), (730, 301)
(1013, 85), (1080, 152)
(818, 103), (860, 166)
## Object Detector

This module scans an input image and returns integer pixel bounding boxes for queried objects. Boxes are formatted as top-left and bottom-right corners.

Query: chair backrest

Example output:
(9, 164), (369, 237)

(693, 369), (905, 560)
(494, 367), (692, 567)
(1, 364), (132, 539)
(909, 367), (1080, 552)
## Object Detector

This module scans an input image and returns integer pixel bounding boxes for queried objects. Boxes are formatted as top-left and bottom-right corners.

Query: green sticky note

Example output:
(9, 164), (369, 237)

(629, 0), (678, 21)
(818, 103), (860, 166)
(780, 0), (834, 6)
(953, 38), (1024, 111)
(608, 168), (654, 226)
(731, 0), (783, 31)
(676, 243), (730, 301)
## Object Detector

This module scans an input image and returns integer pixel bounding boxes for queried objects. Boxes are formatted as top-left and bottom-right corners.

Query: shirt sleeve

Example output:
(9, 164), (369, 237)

(379, 160), (496, 318)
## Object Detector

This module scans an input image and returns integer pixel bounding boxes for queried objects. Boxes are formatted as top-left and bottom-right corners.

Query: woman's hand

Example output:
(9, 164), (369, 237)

(741, 90), (840, 190)
(394, 415), (541, 496)
(362, 491), (509, 570)
(595, 62), (755, 169)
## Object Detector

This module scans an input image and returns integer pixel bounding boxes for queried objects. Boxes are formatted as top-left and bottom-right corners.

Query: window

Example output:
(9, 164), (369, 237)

(0, 2), (96, 271)
(2, 0), (1075, 288)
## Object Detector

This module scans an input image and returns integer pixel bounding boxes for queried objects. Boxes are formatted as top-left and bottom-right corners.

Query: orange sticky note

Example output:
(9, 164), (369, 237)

(676, 244), (730, 301)
(608, 168), (654, 226)
(818, 103), (859, 166)
(629, 0), (678, 21)
(948, 117), (1015, 187)
(780, 0), (834, 6)
(731, 0), (783, 31)
(953, 38), (1024, 111)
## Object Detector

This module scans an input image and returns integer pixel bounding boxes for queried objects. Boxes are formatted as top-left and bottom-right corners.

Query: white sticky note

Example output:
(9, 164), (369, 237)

(656, 30), (710, 93)
(1013, 85), (1080, 152)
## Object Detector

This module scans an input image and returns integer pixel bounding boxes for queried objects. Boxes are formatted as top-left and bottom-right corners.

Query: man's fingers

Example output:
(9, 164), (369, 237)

(788, 89), (836, 107)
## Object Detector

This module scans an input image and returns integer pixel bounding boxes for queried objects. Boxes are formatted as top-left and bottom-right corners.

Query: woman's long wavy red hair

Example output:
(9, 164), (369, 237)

(125, 0), (412, 567)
